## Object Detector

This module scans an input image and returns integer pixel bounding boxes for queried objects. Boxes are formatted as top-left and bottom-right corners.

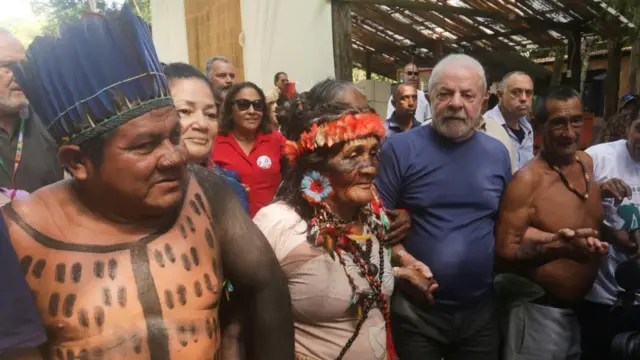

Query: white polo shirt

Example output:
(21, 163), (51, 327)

(586, 139), (640, 305)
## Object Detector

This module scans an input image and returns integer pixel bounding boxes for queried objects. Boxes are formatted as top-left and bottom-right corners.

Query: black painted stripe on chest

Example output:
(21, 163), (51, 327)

(130, 242), (170, 360)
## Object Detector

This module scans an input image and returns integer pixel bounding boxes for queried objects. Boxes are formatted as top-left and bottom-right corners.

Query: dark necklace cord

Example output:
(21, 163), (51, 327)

(545, 154), (590, 200)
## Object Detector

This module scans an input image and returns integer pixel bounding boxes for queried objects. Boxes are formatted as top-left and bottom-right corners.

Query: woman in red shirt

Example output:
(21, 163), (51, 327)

(211, 82), (285, 217)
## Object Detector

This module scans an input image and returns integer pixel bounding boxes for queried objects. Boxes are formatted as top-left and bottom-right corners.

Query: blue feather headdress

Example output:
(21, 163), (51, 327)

(12, 5), (171, 146)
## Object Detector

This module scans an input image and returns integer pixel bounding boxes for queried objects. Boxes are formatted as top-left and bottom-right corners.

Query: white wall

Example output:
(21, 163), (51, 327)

(240, 0), (335, 92)
(150, 0), (189, 64)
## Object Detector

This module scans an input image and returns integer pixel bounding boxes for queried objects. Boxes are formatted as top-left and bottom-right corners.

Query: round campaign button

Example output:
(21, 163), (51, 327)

(256, 155), (272, 169)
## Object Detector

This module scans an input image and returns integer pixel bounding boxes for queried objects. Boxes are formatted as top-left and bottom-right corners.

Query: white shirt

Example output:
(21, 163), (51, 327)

(386, 89), (432, 124)
(483, 105), (534, 170)
(585, 139), (640, 305)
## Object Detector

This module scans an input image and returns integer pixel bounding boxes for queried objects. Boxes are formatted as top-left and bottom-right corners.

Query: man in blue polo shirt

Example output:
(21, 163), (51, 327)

(376, 54), (511, 360)
(384, 83), (420, 139)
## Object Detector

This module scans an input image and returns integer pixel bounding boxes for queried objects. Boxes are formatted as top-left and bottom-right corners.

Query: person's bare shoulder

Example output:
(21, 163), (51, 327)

(511, 158), (544, 189)
(5, 181), (74, 238)
(576, 150), (594, 172)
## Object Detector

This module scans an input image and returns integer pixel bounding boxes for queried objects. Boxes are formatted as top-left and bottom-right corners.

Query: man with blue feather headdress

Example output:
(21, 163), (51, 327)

(1, 5), (294, 360)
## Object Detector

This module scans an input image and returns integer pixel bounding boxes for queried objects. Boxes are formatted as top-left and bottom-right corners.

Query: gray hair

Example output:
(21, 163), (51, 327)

(205, 56), (231, 78)
(499, 71), (532, 92)
(306, 78), (365, 105)
(428, 54), (486, 94)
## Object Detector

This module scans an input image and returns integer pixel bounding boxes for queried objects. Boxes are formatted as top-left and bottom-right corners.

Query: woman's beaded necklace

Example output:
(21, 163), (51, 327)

(308, 186), (395, 360)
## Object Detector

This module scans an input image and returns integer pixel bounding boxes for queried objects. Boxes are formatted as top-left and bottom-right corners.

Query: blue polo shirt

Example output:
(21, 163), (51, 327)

(375, 125), (511, 308)
(384, 112), (420, 139)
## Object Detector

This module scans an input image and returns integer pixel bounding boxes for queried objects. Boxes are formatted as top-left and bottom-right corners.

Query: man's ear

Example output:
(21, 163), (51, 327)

(391, 98), (397, 108)
(496, 88), (504, 99)
(57, 145), (94, 181)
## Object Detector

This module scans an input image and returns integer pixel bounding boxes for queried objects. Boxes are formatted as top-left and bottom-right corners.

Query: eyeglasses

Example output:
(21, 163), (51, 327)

(406, 71), (419, 76)
(233, 99), (264, 112)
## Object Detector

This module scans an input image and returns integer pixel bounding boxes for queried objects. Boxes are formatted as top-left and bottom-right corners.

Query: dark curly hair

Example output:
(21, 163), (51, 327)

(218, 82), (272, 135)
(278, 78), (369, 140)
(595, 100), (640, 144)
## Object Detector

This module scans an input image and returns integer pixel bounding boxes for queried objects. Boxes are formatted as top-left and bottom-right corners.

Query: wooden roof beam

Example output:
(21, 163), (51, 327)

(337, 0), (583, 31)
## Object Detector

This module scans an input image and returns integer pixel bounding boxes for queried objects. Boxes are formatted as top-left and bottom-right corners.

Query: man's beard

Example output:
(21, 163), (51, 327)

(432, 110), (479, 141)
(0, 95), (28, 116)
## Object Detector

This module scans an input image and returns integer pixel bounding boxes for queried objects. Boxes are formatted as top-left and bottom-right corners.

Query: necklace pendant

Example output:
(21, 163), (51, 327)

(367, 263), (379, 277)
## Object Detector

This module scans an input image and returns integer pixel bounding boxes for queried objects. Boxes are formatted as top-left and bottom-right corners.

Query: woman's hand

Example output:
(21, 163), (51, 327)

(396, 262), (438, 304)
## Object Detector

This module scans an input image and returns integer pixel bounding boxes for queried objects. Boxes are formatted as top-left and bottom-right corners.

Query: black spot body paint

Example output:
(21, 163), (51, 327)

(94, 306), (105, 327)
(107, 259), (118, 280)
(153, 249), (165, 268)
(118, 286), (127, 307)
(204, 273), (214, 293)
(32, 258), (46, 279)
(204, 228), (214, 249)
(102, 288), (112, 307)
(176, 285), (187, 306)
(181, 254), (192, 271)
(94, 261), (104, 279)
(78, 349), (88, 360)
(190, 247), (200, 266)
(179, 224), (187, 239)
(186, 216), (195, 232)
(20, 255), (33, 274)
(55, 263), (66, 283)
(190, 200), (201, 216)
(48, 292), (60, 317)
(71, 262), (82, 283)
(62, 294), (76, 318)
(164, 243), (176, 263)
(205, 319), (214, 339)
(194, 281), (203, 297)
(133, 337), (142, 354)
(164, 289), (174, 309)
(78, 309), (89, 328)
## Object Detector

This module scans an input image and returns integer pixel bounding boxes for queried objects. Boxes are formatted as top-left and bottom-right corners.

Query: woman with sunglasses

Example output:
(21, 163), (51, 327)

(211, 82), (286, 217)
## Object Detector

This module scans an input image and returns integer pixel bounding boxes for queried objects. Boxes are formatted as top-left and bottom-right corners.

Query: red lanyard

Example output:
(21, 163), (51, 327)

(0, 115), (25, 200)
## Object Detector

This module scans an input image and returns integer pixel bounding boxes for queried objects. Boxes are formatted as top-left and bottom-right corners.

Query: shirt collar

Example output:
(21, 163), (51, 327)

(487, 104), (532, 133)
(386, 112), (419, 131)
(216, 131), (272, 144)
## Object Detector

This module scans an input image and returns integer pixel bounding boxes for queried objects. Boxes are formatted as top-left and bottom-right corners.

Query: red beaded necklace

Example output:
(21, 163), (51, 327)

(308, 186), (396, 360)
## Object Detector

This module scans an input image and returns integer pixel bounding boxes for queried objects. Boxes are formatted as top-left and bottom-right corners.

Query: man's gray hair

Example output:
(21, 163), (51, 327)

(499, 71), (532, 91)
(427, 54), (486, 93)
(205, 56), (231, 78)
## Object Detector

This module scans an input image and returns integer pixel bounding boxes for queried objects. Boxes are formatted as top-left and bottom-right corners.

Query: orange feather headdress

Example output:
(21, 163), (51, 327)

(284, 113), (385, 165)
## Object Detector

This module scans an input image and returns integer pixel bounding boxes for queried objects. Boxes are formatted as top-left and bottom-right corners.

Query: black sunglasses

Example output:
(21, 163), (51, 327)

(406, 71), (419, 76)
(234, 99), (264, 112)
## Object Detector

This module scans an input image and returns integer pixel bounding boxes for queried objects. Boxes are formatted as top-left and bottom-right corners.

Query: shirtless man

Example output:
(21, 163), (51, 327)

(6, 6), (294, 360)
(496, 85), (608, 360)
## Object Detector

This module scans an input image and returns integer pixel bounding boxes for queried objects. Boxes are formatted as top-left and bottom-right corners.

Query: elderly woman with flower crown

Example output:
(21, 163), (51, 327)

(251, 99), (434, 360)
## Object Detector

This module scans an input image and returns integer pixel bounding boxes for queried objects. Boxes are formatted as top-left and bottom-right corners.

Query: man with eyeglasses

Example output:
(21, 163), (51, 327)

(0, 29), (63, 199)
(386, 63), (432, 123)
(484, 71), (535, 170)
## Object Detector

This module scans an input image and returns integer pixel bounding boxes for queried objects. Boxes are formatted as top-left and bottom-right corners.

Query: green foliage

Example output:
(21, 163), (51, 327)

(352, 68), (395, 83)
(31, 0), (152, 36)
(0, 18), (43, 46)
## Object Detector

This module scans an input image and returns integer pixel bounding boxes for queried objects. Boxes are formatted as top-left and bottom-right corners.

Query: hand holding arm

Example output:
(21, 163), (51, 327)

(600, 178), (632, 206)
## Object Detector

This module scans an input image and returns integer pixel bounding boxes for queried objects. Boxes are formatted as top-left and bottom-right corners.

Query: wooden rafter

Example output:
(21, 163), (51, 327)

(336, 0), (582, 30)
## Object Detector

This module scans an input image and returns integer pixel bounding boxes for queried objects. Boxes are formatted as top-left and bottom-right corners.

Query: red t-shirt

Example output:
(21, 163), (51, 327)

(211, 131), (285, 217)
